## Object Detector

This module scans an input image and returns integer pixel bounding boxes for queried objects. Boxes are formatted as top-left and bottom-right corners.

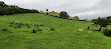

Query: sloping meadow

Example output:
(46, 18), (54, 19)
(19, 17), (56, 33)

(0, 13), (111, 49)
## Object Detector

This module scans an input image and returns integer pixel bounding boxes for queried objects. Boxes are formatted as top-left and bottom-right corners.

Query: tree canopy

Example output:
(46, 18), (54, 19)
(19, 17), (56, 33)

(0, 1), (39, 15)
(92, 17), (110, 31)
(60, 11), (69, 19)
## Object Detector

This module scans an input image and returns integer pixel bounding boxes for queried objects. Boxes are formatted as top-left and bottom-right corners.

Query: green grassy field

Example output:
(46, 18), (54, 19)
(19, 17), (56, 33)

(0, 13), (111, 49)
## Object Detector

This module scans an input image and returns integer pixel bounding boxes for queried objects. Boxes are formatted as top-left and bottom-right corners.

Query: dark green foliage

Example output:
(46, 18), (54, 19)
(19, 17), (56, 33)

(52, 11), (54, 12)
(92, 17), (110, 31)
(60, 11), (69, 19)
(27, 26), (31, 28)
(15, 23), (24, 28)
(0, 1), (7, 7)
(32, 29), (36, 33)
(107, 16), (111, 23)
(34, 25), (36, 26)
(38, 29), (42, 31)
(50, 28), (55, 31)
(9, 24), (13, 27)
(103, 29), (111, 37)
(2, 28), (8, 31)
(36, 24), (44, 26)
(54, 16), (58, 17)
(36, 27), (39, 28)
(92, 19), (98, 25)
(25, 24), (31, 28)
(40, 24), (44, 26)
(0, 1), (39, 15)
(9, 22), (29, 28)
(74, 16), (79, 20)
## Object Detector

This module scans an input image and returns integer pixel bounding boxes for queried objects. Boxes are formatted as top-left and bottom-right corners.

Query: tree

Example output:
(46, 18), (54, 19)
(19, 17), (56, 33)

(74, 16), (79, 20)
(107, 16), (111, 23)
(92, 19), (98, 27)
(0, 1), (7, 7)
(46, 9), (49, 15)
(60, 11), (69, 19)
(92, 17), (110, 31)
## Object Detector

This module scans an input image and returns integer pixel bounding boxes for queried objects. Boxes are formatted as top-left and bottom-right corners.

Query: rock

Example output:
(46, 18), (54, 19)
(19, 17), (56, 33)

(87, 31), (92, 33)
(79, 29), (83, 31)
(83, 35), (88, 37)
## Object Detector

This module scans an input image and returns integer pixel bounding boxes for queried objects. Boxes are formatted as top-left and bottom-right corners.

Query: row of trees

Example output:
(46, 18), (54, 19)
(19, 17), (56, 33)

(0, 1), (39, 15)
(92, 16), (111, 31)
(45, 9), (69, 19)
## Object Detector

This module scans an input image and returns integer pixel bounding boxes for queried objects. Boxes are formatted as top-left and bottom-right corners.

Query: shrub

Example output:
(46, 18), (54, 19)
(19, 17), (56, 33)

(60, 11), (69, 19)
(92, 17), (110, 31)
(32, 29), (36, 33)
(16, 26), (22, 28)
(50, 28), (55, 31)
(10, 22), (14, 24)
(37, 24), (40, 26)
(74, 16), (79, 20)
(16, 23), (23, 28)
(40, 24), (44, 26)
(103, 29), (111, 37)
(27, 26), (31, 28)
(36, 27), (39, 28)
(34, 25), (36, 26)
(2, 28), (8, 31)
(14, 27), (17, 28)
(54, 16), (58, 17)
(25, 23), (29, 26)
(9, 24), (13, 27)
(38, 29), (42, 31)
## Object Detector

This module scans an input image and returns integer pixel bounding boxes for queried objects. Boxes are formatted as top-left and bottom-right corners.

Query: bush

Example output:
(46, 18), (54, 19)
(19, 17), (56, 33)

(50, 28), (55, 31)
(103, 29), (111, 37)
(27, 26), (31, 28)
(38, 29), (42, 31)
(60, 11), (69, 19)
(32, 29), (36, 33)
(2, 28), (8, 31)
(9, 24), (13, 27)
(15, 23), (24, 28)
(36, 27), (39, 28)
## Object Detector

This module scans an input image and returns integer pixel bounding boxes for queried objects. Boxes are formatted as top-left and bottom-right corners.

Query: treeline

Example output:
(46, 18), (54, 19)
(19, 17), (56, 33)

(92, 16), (111, 31)
(0, 1), (39, 15)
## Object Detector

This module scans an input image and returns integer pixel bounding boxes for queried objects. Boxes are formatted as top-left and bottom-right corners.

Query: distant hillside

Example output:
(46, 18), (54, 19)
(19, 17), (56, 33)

(40, 12), (77, 20)
(0, 1), (77, 20)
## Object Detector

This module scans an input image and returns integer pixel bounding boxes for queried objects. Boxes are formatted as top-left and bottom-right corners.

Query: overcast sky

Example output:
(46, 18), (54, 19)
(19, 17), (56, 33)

(0, 0), (111, 20)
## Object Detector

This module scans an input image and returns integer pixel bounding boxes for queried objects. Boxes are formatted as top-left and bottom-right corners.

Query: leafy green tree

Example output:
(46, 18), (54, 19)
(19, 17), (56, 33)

(107, 16), (111, 23)
(92, 17), (110, 31)
(74, 16), (79, 20)
(92, 19), (98, 26)
(60, 11), (69, 19)
(0, 1), (7, 7)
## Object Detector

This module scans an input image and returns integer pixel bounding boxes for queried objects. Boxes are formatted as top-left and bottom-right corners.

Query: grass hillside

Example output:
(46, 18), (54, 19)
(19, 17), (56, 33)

(41, 12), (77, 20)
(0, 13), (111, 49)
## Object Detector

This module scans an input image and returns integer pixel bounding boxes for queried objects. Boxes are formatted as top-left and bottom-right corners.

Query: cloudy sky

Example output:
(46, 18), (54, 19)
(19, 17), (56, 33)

(0, 0), (111, 19)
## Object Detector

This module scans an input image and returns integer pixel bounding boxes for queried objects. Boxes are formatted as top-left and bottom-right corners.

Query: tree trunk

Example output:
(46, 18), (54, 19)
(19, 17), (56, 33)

(98, 26), (102, 31)
(96, 24), (97, 28)
(105, 27), (108, 30)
